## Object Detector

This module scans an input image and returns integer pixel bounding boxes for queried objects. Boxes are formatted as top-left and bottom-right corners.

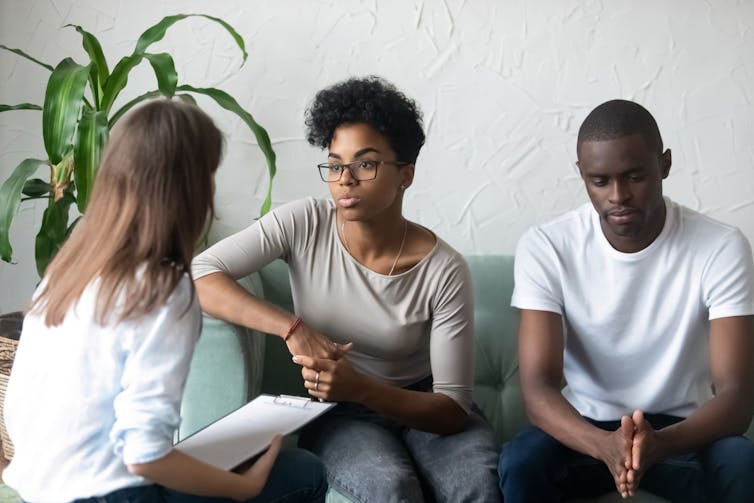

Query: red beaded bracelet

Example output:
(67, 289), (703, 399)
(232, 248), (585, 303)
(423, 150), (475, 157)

(283, 316), (302, 342)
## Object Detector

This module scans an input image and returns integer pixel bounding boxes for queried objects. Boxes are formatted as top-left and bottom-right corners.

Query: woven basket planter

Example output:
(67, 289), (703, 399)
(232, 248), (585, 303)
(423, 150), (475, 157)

(0, 311), (22, 461)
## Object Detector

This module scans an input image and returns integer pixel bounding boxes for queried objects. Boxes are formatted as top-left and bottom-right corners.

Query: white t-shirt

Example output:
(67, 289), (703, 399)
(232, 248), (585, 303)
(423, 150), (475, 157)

(192, 197), (474, 412)
(511, 197), (754, 421)
(3, 275), (200, 502)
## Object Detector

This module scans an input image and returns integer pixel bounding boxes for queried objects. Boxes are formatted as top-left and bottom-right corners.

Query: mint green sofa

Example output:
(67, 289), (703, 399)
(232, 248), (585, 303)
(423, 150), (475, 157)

(179, 256), (754, 503)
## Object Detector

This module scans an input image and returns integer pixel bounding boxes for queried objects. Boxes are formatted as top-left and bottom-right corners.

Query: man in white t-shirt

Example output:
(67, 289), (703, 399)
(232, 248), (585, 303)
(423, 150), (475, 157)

(498, 99), (754, 502)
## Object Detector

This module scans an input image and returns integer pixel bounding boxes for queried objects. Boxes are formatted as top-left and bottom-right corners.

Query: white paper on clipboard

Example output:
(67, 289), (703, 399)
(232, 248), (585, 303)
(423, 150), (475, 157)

(174, 394), (334, 470)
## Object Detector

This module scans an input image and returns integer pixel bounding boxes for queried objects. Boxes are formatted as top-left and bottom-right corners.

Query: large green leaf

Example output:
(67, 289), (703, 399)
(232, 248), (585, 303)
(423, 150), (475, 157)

(144, 53), (177, 98)
(0, 45), (54, 71)
(0, 159), (48, 262)
(100, 52), (176, 113)
(134, 14), (247, 63)
(0, 103), (42, 112)
(35, 191), (75, 276)
(100, 14), (246, 115)
(64, 24), (109, 102)
(100, 55), (142, 114)
(42, 58), (91, 165)
(74, 110), (109, 212)
(177, 85), (277, 215)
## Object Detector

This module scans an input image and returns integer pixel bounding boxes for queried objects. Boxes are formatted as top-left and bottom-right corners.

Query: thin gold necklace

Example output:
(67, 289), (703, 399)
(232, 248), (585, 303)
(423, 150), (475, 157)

(341, 218), (408, 276)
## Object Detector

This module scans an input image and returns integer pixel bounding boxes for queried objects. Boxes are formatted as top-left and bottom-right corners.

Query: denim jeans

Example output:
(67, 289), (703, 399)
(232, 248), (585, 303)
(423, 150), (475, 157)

(67, 448), (327, 503)
(498, 414), (754, 503)
(298, 377), (502, 503)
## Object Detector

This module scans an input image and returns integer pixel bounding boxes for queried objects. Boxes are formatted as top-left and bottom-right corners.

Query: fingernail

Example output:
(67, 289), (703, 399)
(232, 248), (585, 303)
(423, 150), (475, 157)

(292, 356), (301, 363)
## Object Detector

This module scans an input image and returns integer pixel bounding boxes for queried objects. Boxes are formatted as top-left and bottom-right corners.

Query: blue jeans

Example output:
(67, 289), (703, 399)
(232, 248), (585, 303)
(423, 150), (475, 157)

(498, 414), (754, 503)
(298, 377), (501, 503)
(68, 448), (327, 503)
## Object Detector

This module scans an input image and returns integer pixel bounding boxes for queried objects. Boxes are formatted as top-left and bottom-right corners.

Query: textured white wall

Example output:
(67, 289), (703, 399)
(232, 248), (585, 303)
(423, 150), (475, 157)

(1, 0), (753, 312)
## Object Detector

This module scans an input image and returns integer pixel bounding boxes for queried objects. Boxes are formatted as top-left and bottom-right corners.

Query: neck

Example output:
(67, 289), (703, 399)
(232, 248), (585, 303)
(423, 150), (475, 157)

(339, 210), (406, 254)
(339, 213), (409, 275)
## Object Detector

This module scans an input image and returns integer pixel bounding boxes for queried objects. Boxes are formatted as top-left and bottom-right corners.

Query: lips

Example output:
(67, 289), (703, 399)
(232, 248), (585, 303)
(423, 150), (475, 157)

(338, 195), (361, 208)
(607, 209), (637, 225)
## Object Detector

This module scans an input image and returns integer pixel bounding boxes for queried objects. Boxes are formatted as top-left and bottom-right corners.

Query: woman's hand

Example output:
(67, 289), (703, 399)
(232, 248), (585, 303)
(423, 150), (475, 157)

(292, 354), (367, 403)
(285, 320), (351, 360)
(236, 434), (283, 500)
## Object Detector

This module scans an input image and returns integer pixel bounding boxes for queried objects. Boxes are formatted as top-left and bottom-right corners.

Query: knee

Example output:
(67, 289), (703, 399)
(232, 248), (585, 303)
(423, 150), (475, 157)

(277, 448), (328, 496)
(498, 444), (540, 483)
(498, 428), (553, 477)
(706, 436), (754, 474)
(334, 470), (423, 503)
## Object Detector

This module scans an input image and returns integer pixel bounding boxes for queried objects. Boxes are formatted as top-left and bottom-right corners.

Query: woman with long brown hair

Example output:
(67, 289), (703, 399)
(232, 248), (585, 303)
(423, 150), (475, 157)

(3, 99), (326, 503)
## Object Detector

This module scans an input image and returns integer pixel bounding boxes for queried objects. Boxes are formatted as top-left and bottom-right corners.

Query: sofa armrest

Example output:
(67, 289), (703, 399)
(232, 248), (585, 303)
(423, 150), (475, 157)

(177, 273), (266, 441)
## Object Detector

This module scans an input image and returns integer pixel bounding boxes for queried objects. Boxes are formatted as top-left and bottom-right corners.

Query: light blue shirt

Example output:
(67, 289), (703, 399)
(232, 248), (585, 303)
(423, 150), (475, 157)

(3, 275), (200, 502)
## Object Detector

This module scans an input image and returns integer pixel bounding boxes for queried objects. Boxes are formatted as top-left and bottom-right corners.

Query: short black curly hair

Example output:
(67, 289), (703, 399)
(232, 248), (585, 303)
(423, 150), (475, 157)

(578, 99), (663, 154)
(305, 76), (426, 163)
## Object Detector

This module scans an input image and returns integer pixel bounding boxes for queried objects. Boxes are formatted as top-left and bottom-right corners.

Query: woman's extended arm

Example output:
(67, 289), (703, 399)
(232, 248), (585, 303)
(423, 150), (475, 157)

(128, 436), (282, 501)
(195, 272), (344, 359)
(193, 200), (342, 359)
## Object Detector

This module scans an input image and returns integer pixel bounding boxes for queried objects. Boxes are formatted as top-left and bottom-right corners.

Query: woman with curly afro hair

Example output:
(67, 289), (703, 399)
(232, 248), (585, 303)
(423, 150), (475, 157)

(192, 76), (501, 502)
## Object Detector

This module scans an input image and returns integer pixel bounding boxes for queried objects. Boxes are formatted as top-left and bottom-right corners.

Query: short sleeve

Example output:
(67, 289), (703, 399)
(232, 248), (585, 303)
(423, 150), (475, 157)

(510, 227), (564, 314)
(703, 229), (754, 320)
(429, 255), (474, 413)
(109, 277), (201, 465)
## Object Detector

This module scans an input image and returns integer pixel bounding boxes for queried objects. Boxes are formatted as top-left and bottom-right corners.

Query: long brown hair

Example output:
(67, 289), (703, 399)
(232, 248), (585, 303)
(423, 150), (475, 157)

(30, 99), (223, 326)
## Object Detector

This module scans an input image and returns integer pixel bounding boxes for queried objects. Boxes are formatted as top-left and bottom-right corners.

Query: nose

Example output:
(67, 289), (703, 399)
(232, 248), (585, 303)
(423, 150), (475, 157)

(607, 179), (631, 204)
(338, 166), (356, 185)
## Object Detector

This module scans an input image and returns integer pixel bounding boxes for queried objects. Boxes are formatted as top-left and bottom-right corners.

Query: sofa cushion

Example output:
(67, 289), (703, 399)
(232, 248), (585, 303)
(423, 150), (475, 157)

(466, 255), (529, 444)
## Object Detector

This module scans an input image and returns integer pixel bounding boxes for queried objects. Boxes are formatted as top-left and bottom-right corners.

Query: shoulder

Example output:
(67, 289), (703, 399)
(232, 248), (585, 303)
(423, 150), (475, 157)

(266, 197), (333, 221)
(670, 200), (750, 254)
(673, 201), (742, 239)
(518, 203), (593, 255)
(426, 237), (471, 281)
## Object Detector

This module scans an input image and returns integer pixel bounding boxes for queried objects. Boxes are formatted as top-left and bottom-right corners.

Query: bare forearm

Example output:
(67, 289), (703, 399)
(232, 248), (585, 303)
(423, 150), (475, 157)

(358, 378), (468, 434)
(655, 390), (754, 459)
(525, 384), (608, 459)
(129, 450), (256, 500)
(194, 272), (292, 338)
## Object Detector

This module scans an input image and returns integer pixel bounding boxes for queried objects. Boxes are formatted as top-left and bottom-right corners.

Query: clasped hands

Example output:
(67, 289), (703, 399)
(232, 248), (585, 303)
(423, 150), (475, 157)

(284, 319), (359, 402)
(603, 410), (662, 499)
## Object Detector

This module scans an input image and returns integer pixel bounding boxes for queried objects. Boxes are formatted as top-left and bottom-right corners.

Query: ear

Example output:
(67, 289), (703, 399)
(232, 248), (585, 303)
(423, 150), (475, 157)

(660, 149), (672, 179)
(575, 161), (584, 179)
(400, 164), (415, 190)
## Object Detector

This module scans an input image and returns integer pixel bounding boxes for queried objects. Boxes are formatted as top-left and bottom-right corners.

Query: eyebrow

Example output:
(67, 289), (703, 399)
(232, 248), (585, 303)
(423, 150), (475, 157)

(328, 147), (381, 160)
(583, 165), (647, 177)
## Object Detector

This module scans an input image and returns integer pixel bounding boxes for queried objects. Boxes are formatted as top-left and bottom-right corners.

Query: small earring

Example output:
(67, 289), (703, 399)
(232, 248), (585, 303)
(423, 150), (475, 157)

(400, 185), (406, 190)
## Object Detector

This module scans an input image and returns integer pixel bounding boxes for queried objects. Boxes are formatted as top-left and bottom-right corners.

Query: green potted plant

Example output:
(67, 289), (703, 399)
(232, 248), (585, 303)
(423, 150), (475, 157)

(0, 13), (277, 461)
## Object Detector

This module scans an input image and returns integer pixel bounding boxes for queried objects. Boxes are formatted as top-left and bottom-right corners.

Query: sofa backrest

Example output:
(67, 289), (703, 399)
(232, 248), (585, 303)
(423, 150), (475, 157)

(465, 255), (528, 443)
(255, 257), (754, 443)
(256, 255), (528, 444)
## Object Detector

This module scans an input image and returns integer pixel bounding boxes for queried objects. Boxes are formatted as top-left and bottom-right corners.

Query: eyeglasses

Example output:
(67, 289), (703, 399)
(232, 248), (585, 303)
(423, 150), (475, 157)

(317, 159), (409, 182)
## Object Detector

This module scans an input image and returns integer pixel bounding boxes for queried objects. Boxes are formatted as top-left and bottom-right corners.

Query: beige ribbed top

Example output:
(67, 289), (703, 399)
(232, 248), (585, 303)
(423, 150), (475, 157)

(192, 197), (474, 412)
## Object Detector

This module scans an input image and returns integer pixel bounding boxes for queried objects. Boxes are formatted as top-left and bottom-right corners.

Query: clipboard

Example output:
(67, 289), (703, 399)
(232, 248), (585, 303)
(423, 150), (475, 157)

(174, 394), (334, 470)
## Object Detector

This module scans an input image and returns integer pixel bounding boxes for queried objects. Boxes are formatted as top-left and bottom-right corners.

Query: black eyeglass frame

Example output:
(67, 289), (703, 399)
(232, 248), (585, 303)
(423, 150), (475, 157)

(316, 159), (410, 182)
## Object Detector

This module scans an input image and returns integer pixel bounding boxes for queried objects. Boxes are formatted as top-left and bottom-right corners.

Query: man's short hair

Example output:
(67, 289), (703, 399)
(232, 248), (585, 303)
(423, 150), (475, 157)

(577, 99), (664, 154)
